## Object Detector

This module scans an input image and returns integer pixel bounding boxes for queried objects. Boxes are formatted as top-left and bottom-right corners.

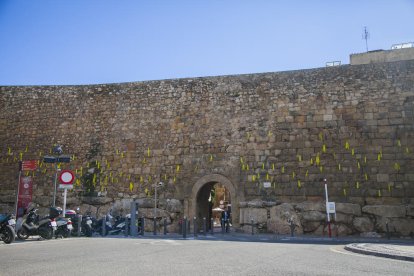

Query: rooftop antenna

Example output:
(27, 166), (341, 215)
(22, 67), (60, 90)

(362, 26), (370, 52)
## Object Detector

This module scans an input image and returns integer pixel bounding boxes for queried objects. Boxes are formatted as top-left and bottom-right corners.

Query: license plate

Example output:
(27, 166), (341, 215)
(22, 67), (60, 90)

(67, 224), (73, 230)
(86, 220), (92, 225)
(51, 221), (57, 227)
(8, 219), (16, 226)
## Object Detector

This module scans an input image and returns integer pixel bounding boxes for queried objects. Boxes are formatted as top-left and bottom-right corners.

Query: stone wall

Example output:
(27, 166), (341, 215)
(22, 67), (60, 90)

(239, 200), (414, 237)
(1, 60), (413, 236)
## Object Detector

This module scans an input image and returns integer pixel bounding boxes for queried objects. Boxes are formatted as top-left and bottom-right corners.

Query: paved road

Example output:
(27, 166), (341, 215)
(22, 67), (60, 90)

(1, 237), (413, 275)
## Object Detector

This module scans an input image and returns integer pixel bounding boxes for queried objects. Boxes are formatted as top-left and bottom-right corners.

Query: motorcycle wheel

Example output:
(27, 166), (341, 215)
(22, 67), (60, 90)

(39, 227), (53, 240)
(2, 225), (16, 244)
(84, 224), (93, 237)
(17, 228), (30, 240)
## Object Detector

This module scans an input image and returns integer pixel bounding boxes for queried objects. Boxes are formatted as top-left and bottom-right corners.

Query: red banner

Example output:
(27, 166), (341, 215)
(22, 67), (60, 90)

(16, 176), (33, 218)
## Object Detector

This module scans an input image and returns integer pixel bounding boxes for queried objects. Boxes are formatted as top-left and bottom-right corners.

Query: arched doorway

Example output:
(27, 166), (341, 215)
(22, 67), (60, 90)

(188, 174), (239, 230)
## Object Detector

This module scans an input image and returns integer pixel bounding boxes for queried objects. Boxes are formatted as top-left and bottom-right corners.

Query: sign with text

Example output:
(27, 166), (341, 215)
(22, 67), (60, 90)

(327, 202), (336, 214)
(19, 160), (37, 171)
(16, 176), (33, 218)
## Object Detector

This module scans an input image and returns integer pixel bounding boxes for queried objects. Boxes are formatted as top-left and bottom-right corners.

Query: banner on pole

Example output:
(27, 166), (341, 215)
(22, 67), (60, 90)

(17, 176), (33, 218)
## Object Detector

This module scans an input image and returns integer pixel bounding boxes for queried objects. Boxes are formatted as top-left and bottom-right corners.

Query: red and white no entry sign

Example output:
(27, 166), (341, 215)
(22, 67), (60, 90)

(59, 170), (74, 184)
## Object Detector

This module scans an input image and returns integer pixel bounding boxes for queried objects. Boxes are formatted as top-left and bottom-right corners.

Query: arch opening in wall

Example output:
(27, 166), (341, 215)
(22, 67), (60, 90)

(195, 182), (232, 231)
(190, 174), (238, 232)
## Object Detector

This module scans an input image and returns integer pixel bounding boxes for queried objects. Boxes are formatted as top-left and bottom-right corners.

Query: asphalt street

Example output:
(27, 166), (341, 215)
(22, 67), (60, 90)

(1, 237), (413, 276)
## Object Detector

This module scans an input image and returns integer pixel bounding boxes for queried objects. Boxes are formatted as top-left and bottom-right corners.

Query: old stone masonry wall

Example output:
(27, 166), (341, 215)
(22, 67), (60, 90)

(0, 60), (413, 236)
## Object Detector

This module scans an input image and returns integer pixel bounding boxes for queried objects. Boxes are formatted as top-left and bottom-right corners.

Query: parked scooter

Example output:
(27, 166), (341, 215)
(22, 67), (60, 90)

(94, 211), (120, 235)
(65, 208), (94, 237)
(0, 214), (16, 244)
(55, 217), (73, 238)
(17, 207), (61, 240)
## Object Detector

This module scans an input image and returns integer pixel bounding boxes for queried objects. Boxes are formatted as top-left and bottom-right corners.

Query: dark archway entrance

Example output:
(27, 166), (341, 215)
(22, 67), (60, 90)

(196, 182), (231, 230)
(189, 174), (239, 230)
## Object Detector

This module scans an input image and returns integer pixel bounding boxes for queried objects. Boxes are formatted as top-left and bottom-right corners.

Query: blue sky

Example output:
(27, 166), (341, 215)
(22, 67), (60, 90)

(0, 0), (413, 85)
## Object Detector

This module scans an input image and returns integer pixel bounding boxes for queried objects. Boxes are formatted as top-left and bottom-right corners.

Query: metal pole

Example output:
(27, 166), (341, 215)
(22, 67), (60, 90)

(130, 201), (137, 236)
(77, 214), (82, 236)
(14, 169), (22, 218)
(210, 218), (214, 235)
(52, 163), (58, 207)
(102, 215), (106, 236)
(194, 217), (197, 237)
(62, 188), (67, 217)
(153, 217), (157, 235)
(183, 217), (187, 239)
(324, 179), (332, 238)
(125, 216), (129, 237)
(251, 219), (254, 235)
(154, 185), (157, 218)
(163, 217), (167, 235)
(203, 217), (206, 236)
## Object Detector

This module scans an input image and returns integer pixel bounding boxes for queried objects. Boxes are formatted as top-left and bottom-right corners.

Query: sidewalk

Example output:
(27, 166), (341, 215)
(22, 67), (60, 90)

(345, 243), (414, 262)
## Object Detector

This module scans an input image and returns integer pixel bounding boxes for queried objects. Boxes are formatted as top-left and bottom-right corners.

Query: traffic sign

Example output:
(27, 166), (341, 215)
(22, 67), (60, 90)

(59, 170), (75, 184)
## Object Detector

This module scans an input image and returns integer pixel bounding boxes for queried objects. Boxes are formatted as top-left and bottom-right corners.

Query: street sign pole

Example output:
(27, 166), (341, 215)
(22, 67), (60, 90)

(63, 188), (68, 217)
(53, 163), (59, 207)
(15, 162), (22, 218)
(324, 178), (332, 238)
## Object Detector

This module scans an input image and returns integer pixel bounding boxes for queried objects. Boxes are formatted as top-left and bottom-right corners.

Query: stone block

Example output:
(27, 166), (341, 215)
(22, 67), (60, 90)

(353, 217), (374, 232)
(294, 201), (325, 212)
(362, 205), (406, 218)
(239, 207), (267, 224)
(301, 211), (325, 222)
(335, 203), (361, 216)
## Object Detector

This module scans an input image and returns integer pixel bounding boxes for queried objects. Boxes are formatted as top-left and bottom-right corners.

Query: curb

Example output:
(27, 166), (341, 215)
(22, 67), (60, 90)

(344, 243), (414, 262)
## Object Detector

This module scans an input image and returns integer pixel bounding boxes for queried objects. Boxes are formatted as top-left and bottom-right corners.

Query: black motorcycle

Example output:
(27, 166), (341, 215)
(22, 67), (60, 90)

(17, 207), (61, 240)
(0, 214), (16, 244)
(65, 209), (94, 237)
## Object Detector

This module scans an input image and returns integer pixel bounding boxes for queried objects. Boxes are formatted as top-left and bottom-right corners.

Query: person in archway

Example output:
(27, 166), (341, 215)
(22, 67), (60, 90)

(221, 206), (230, 232)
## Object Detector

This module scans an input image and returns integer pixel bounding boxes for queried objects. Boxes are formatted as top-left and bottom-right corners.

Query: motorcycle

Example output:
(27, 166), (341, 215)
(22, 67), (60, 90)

(65, 209), (94, 237)
(17, 207), (62, 240)
(0, 214), (16, 244)
(55, 217), (73, 238)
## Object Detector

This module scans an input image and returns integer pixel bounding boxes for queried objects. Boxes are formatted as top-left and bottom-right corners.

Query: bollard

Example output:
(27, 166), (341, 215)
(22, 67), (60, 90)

(179, 219), (183, 235)
(183, 217), (187, 239)
(194, 217), (198, 237)
(288, 218), (296, 237)
(211, 218), (214, 235)
(153, 217), (157, 235)
(188, 218), (191, 234)
(130, 200), (137, 236)
(141, 216), (145, 236)
(77, 214), (82, 237)
(102, 216), (106, 237)
(222, 218), (225, 234)
(251, 219), (254, 235)
(203, 217), (206, 236)
(163, 217), (167, 235)
(386, 222), (390, 240)
(125, 216), (129, 237)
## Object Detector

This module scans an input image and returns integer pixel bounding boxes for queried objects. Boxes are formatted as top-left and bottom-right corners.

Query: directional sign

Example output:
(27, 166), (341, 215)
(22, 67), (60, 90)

(20, 160), (37, 171)
(59, 170), (75, 184)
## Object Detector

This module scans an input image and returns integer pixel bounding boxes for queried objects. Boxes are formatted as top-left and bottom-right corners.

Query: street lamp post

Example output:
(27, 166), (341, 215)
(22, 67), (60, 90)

(43, 145), (71, 207)
(324, 178), (332, 238)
